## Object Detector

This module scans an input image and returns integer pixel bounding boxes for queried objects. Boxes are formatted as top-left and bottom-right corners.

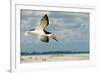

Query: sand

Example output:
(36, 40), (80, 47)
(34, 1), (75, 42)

(20, 54), (89, 63)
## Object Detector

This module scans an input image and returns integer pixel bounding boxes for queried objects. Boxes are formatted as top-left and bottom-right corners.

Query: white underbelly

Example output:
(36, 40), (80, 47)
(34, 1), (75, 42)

(24, 29), (51, 37)
(32, 30), (46, 36)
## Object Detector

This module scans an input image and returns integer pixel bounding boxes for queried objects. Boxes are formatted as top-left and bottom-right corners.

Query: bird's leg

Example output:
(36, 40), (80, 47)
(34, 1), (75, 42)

(52, 36), (58, 41)
(51, 34), (58, 41)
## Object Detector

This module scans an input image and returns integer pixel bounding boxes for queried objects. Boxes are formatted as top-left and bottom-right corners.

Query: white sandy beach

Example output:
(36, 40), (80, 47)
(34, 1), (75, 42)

(20, 53), (89, 63)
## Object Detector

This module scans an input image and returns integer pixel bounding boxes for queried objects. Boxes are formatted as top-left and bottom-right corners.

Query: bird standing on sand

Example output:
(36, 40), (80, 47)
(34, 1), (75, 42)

(24, 14), (58, 43)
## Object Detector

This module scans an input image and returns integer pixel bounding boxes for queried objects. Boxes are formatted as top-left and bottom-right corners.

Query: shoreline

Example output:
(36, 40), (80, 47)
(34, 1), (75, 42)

(21, 53), (89, 63)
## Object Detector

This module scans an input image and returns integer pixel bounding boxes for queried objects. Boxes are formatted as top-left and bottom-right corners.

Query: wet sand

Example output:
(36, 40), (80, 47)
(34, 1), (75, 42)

(20, 54), (89, 63)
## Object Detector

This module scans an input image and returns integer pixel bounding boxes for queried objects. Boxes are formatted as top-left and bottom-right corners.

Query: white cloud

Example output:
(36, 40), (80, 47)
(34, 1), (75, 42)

(57, 12), (89, 18)
(21, 17), (34, 31)
(49, 18), (82, 41)
(21, 10), (51, 16)
(55, 29), (81, 41)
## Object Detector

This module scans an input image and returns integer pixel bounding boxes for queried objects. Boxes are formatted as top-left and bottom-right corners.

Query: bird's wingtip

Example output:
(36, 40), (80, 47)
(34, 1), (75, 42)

(44, 14), (48, 16)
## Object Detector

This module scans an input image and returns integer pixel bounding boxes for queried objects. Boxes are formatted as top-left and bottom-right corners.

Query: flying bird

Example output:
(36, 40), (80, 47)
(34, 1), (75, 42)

(24, 14), (58, 43)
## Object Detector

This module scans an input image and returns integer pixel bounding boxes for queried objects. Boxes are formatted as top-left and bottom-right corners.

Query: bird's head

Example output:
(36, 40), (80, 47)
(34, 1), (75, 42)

(24, 28), (35, 36)
(24, 31), (33, 36)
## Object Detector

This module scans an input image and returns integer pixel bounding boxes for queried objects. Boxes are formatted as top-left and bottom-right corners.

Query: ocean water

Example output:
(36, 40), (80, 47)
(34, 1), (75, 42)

(21, 51), (89, 56)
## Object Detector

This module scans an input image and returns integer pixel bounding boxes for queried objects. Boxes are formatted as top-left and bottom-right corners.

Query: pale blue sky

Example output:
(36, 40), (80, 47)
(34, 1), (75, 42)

(20, 10), (89, 52)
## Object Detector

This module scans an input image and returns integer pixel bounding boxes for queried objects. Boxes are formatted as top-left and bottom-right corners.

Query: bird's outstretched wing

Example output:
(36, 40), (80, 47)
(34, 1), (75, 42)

(39, 35), (49, 42)
(36, 14), (49, 30)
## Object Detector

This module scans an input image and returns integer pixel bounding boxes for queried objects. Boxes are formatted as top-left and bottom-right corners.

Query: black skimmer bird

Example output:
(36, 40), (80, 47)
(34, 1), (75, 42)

(24, 14), (58, 43)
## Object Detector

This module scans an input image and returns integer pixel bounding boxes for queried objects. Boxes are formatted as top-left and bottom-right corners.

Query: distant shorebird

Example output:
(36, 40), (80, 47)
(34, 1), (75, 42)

(24, 14), (58, 43)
